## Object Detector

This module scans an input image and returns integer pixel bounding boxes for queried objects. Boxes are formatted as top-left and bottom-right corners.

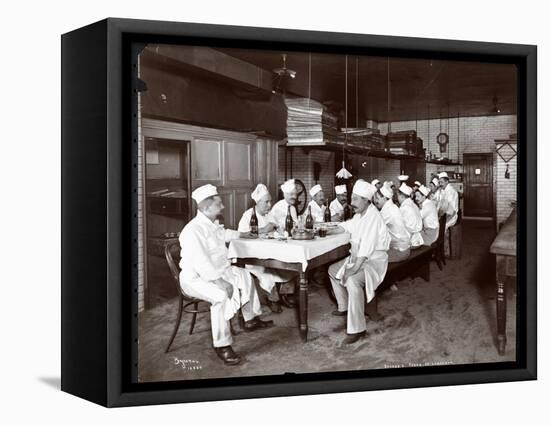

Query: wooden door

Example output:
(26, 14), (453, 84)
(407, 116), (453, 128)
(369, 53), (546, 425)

(463, 153), (493, 217)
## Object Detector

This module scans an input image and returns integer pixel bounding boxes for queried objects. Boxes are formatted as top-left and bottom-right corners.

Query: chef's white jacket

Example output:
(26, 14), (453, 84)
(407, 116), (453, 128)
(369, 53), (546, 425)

(399, 198), (424, 247)
(270, 199), (298, 230)
(329, 198), (345, 218)
(178, 211), (260, 325)
(420, 198), (440, 245)
(237, 207), (275, 232)
(307, 200), (326, 222)
(336, 203), (391, 303)
(440, 184), (459, 228)
(380, 199), (411, 252)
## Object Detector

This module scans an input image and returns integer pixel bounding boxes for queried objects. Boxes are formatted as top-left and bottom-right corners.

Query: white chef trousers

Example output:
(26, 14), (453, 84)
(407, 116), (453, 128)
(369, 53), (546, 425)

(245, 265), (296, 301)
(328, 258), (369, 334)
(180, 266), (262, 348)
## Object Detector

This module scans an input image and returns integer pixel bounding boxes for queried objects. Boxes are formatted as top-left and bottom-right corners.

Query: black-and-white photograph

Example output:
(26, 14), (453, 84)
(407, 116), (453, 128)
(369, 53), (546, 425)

(135, 44), (518, 382)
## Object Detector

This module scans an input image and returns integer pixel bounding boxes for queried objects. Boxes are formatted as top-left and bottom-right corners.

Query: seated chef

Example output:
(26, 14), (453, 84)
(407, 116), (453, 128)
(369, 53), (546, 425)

(179, 184), (274, 366)
(271, 179), (299, 230)
(237, 183), (296, 313)
(307, 184), (327, 222)
(372, 182), (411, 262)
(396, 183), (424, 248)
(438, 172), (459, 230)
(415, 185), (440, 246)
(327, 180), (391, 345)
(329, 184), (349, 221)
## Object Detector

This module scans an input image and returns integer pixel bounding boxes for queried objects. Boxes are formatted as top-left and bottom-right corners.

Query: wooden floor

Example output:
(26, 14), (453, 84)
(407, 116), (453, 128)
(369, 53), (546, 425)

(137, 220), (516, 382)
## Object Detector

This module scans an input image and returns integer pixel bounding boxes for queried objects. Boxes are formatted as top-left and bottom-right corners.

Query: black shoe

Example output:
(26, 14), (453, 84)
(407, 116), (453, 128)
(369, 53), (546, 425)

(280, 294), (297, 308)
(266, 300), (282, 314)
(342, 331), (367, 345)
(332, 309), (347, 317)
(214, 346), (241, 365)
(243, 317), (274, 332)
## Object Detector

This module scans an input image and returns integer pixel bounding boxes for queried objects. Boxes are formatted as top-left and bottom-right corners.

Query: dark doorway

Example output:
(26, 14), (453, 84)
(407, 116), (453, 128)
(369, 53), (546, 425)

(144, 138), (192, 309)
(463, 153), (494, 217)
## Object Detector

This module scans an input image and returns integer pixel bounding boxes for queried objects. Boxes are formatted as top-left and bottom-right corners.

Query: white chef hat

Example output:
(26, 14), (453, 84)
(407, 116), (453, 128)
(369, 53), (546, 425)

(335, 184), (347, 195)
(353, 180), (376, 201)
(309, 184), (322, 197)
(399, 183), (413, 197)
(414, 181), (422, 187)
(251, 183), (270, 203)
(192, 184), (218, 204)
(280, 179), (296, 194)
(438, 172), (449, 179)
(418, 185), (430, 197)
(398, 174), (409, 182)
(371, 178), (381, 186)
(380, 183), (393, 199)
(431, 177), (440, 186)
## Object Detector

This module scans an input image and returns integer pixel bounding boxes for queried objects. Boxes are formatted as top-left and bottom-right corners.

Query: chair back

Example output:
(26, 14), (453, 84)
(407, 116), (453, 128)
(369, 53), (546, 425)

(437, 214), (447, 245)
(164, 241), (186, 297)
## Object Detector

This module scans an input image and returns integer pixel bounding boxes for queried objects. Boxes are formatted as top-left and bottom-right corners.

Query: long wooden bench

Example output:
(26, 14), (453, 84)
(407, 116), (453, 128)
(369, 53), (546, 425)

(365, 214), (447, 319)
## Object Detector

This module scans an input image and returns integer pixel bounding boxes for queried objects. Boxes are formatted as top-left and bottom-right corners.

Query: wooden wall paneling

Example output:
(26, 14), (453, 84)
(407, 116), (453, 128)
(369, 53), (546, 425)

(218, 189), (235, 228)
(224, 139), (255, 187)
(192, 138), (223, 185)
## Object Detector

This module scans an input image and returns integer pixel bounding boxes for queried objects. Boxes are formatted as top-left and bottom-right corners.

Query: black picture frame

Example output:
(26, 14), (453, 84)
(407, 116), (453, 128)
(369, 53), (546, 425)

(61, 17), (537, 407)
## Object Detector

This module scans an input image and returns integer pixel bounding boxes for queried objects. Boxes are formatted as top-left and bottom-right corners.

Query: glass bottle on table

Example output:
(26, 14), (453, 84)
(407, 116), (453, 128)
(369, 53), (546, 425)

(250, 205), (258, 236)
(285, 205), (294, 236)
(305, 205), (314, 230)
(324, 203), (331, 223)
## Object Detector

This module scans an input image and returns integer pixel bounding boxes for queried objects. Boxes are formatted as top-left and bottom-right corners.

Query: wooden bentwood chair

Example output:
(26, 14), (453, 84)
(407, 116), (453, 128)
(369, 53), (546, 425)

(163, 241), (211, 353)
(163, 241), (240, 353)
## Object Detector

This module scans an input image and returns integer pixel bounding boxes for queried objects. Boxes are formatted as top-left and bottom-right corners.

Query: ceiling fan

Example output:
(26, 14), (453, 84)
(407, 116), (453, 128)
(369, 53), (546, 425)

(272, 53), (297, 94)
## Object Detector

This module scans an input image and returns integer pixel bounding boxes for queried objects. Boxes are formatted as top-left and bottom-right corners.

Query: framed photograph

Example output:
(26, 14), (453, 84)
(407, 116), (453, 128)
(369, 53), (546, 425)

(61, 18), (536, 407)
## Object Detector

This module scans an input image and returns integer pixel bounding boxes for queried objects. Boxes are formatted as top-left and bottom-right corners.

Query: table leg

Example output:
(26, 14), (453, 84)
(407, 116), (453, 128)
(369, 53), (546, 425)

(496, 255), (507, 355)
(299, 271), (308, 342)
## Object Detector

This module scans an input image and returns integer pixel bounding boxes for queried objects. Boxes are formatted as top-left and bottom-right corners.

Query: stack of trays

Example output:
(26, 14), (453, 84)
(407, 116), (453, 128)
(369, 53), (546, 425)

(285, 97), (339, 145)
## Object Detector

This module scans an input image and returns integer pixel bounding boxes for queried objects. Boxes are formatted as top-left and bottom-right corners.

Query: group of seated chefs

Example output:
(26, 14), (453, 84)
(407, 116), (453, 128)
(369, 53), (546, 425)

(177, 173), (459, 365)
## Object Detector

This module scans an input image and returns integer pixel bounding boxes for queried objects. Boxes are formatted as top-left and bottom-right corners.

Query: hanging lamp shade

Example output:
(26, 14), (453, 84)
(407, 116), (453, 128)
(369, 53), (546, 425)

(336, 55), (352, 180)
(336, 160), (353, 179)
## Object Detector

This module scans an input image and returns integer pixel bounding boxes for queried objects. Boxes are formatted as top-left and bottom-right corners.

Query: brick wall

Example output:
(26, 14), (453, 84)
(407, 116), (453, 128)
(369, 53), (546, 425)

(378, 115), (517, 226)
(495, 143), (517, 225)
(277, 147), (336, 202)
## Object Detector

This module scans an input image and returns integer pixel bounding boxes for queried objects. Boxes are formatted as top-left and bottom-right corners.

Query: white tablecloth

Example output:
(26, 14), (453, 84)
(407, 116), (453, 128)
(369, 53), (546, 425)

(227, 233), (351, 271)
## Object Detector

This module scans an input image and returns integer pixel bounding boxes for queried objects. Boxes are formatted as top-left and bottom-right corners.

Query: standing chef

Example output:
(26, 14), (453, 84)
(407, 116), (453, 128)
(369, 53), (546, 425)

(327, 180), (391, 345)
(179, 184), (274, 366)
(438, 172), (459, 229)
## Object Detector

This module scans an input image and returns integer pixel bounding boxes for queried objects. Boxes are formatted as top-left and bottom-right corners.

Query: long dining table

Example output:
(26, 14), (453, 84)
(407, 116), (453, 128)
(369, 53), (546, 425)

(227, 232), (351, 342)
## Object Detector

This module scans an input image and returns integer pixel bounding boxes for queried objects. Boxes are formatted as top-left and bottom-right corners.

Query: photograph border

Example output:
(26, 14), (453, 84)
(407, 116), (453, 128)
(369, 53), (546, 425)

(61, 17), (536, 407)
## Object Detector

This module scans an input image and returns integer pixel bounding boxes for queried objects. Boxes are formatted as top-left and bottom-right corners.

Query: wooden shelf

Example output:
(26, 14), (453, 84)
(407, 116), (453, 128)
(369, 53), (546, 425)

(285, 142), (424, 161)
(425, 159), (462, 166)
